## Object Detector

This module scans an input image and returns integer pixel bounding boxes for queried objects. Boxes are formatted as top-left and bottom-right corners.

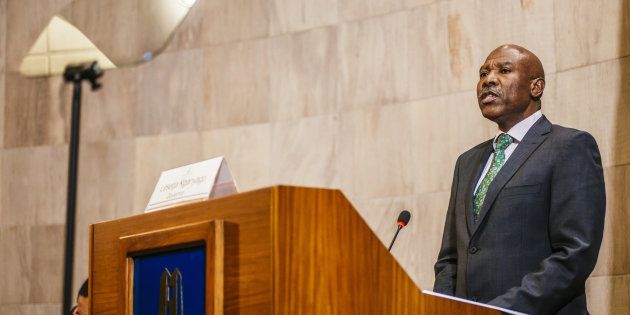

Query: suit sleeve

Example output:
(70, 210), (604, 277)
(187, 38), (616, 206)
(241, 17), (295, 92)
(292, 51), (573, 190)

(433, 156), (461, 295)
(489, 131), (606, 314)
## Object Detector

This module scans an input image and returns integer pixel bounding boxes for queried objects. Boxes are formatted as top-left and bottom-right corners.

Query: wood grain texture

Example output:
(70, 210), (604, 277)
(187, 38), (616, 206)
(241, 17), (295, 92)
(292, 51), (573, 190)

(91, 187), (272, 314)
(91, 186), (499, 314)
(272, 186), (419, 313)
(117, 220), (225, 315)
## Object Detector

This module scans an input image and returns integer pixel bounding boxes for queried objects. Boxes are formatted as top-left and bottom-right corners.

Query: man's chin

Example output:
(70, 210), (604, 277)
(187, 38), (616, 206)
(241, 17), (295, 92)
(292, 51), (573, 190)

(479, 104), (504, 122)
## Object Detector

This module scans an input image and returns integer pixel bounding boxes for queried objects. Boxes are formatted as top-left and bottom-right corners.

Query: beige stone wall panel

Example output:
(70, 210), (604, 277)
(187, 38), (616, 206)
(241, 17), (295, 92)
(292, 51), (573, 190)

(409, 91), (494, 194)
(0, 0), (5, 150)
(163, 0), (207, 52)
(72, 139), (135, 297)
(82, 67), (137, 143)
(0, 304), (61, 315)
(270, 115), (338, 188)
(270, 0), (338, 35)
(404, 0), (438, 9)
(0, 226), (31, 304)
(29, 225), (64, 303)
(554, 0), (630, 71)
(340, 0), (404, 22)
(0, 225), (64, 305)
(353, 191), (449, 290)
(202, 0), (270, 45)
(408, 191), (452, 290)
(592, 166), (630, 277)
(339, 12), (408, 110)
(4, 74), (70, 148)
(338, 104), (414, 199)
(472, 0), (556, 74)
(137, 49), (203, 136)
(269, 26), (338, 121)
(202, 123), (271, 191)
(1, 145), (67, 226)
(409, 2), (458, 99)
(0, 0), (6, 74)
(203, 39), (270, 129)
(550, 57), (630, 168)
(0, 74), (4, 149)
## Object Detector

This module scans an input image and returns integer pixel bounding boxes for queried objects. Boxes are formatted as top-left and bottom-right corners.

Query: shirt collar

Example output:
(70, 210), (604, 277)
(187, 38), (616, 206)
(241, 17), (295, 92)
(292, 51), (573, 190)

(492, 110), (542, 148)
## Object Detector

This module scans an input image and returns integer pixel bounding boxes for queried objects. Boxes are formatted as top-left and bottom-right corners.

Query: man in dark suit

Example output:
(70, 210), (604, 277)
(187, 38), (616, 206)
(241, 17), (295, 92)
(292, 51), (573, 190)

(433, 44), (606, 315)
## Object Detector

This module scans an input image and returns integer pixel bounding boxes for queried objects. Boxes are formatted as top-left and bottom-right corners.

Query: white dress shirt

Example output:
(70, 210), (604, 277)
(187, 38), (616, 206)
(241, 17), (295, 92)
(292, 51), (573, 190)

(473, 110), (543, 194)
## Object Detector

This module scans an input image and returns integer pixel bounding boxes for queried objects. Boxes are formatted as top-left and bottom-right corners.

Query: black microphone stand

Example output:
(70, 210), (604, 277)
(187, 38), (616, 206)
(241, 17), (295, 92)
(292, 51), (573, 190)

(388, 210), (411, 252)
(61, 61), (103, 315)
(388, 225), (403, 252)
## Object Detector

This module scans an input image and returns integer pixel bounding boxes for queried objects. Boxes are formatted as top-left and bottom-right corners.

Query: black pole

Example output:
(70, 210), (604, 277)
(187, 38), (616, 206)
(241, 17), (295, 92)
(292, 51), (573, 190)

(61, 61), (103, 315)
(62, 80), (82, 314)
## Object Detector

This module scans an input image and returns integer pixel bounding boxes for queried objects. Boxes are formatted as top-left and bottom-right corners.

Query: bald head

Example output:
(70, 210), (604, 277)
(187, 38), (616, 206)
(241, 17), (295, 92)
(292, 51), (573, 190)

(476, 44), (546, 131)
(487, 44), (545, 81)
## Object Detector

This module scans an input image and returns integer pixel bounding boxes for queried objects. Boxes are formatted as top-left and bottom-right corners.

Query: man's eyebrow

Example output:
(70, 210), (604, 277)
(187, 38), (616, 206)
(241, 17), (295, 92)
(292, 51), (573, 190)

(479, 61), (514, 72)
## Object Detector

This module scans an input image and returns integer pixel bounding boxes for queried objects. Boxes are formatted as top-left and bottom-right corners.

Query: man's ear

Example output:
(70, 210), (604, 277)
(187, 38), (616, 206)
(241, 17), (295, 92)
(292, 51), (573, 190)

(531, 78), (545, 100)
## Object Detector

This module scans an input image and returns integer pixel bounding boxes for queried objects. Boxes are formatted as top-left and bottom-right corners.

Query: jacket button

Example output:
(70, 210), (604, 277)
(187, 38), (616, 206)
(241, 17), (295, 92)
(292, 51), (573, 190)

(469, 246), (479, 254)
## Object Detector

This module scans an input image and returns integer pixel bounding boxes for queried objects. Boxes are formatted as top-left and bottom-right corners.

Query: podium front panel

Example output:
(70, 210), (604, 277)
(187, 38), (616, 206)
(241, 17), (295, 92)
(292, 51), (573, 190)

(133, 245), (206, 315)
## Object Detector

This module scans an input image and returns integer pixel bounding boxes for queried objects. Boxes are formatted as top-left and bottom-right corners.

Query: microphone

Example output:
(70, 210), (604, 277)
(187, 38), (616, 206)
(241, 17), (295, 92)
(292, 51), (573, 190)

(388, 210), (411, 252)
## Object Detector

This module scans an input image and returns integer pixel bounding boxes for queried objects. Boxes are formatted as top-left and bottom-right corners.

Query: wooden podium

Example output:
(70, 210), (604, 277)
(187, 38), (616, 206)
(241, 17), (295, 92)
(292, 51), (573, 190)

(89, 186), (500, 314)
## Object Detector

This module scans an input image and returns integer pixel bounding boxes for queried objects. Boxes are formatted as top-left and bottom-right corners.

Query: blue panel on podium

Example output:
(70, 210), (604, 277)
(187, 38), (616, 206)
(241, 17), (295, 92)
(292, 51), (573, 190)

(133, 246), (205, 315)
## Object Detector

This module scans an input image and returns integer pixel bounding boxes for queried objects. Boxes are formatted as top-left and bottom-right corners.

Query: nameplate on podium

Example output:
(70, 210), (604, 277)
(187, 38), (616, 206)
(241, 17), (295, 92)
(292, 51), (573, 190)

(145, 156), (238, 212)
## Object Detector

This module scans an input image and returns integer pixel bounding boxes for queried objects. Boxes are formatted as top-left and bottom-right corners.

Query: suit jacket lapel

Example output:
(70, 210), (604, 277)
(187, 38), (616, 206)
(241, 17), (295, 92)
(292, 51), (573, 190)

(470, 116), (552, 237)
(465, 141), (493, 236)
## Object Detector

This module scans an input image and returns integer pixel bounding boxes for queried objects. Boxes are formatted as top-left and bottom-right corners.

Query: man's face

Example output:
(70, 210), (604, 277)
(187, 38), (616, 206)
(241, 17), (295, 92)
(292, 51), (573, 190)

(476, 48), (534, 126)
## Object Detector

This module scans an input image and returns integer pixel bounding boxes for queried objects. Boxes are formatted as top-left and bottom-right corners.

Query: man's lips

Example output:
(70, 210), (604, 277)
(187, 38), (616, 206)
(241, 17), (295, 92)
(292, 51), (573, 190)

(479, 90), (500, 104)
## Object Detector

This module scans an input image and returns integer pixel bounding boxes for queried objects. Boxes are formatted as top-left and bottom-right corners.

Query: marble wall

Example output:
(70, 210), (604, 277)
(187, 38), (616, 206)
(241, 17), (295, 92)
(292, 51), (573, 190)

(1, 0), (629, 314)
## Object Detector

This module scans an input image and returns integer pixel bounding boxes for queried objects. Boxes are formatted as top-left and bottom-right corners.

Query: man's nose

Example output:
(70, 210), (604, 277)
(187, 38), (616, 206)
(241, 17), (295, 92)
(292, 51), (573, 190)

(482, 72), (498, 87)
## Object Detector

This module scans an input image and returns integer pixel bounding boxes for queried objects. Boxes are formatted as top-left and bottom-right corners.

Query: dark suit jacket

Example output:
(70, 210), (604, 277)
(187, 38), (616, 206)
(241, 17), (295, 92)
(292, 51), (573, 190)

(433, 116), (605, 315)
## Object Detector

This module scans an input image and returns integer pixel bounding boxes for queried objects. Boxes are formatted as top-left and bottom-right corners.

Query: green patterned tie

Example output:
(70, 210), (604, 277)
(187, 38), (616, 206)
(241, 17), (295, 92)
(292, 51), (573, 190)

(473, 133), (513, 223)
